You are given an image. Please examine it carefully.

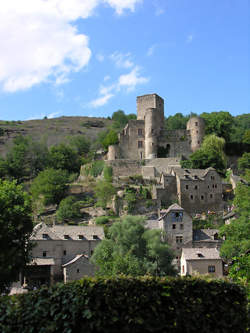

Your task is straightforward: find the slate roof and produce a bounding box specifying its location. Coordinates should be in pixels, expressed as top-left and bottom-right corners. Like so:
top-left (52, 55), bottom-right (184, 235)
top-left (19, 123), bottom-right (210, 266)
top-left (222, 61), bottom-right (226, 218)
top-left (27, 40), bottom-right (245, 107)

top-left (28, 258), bottom-right (55, 266)
top-left (62, 254), bottom-right (89, 267)
top-left (158, 203), bottom-right (184, 221)
top-left (145, 220), bottom-right (160, 230)
top-left (172, 167), bottom-right (216, 180)
top-left (31, 223), bottom-right (104, 241)
top-left (182, 247), bottom-right (221, 260)
top-left (193, 229), bottom-right (219, 241)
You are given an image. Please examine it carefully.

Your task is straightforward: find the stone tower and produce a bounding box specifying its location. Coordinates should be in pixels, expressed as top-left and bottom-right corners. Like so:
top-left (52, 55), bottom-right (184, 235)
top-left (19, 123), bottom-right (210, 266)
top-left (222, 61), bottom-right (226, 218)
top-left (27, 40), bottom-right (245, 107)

top-left (136, 94), bottom-right (164, 125)
top-left (186, 116), bottom-right (205, 152)
top-left (145, 108), bottom-right (158, 159)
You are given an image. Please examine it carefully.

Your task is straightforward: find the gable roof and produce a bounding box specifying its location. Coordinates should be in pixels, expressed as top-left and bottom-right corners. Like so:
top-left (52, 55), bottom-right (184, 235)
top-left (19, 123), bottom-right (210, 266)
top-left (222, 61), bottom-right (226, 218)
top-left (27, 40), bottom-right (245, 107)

top-left (62, 254), bottom-right (89, 267)
top-left (172, 167), bottom-right (217, 180)
top-left (31, 223), bottom-right (104, 241)
top-left (193, 229), bottom-right (219, 241)
top-left (182, 247), bottom-right (221, 260)
top-left (158, 203), bottom-right (184, 221)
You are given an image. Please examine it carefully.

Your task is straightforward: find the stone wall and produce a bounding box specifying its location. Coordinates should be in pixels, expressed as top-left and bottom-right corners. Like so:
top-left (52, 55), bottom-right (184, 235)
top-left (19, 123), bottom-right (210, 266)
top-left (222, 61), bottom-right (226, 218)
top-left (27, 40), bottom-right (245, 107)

top-left (106, 159), bottom-right (142, 178)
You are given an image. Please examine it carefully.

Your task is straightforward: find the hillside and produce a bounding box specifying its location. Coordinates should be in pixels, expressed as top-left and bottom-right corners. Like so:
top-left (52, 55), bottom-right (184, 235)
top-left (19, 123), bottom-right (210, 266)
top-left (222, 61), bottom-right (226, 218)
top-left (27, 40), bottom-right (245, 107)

top-left (0, 116), bottom-right (113, 156)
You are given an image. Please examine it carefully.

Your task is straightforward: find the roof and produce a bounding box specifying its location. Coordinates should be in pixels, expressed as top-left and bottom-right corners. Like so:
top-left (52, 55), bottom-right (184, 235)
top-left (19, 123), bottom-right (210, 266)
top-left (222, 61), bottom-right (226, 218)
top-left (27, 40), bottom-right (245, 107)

top-left (193, 229), bottom-right (219, 241)
top-left (182, 248), bottom-right (221, 260)
top-left (172, 167), bottom-right (217, 180)
top-left (31, 223), bottom-right (105, 241)
top-left (28, 257), bottom-right (55, 266)
top-left (145, 220), bottom-right (160, 230)
top-left (158, 203), bottom-right (184, 221)
top-left (62, 254), bottom-right (89, 267)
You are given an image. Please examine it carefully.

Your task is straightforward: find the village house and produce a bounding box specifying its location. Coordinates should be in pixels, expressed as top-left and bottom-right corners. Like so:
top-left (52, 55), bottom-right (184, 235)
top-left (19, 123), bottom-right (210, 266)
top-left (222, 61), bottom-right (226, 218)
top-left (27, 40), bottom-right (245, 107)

top-left (23, 223), bottom-right (104, 287)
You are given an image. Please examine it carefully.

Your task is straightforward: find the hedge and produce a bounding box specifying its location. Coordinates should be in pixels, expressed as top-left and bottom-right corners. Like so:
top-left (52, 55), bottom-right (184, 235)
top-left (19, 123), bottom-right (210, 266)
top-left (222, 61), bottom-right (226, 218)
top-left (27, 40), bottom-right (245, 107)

top-left (0, 277), bottom-right (248, 333)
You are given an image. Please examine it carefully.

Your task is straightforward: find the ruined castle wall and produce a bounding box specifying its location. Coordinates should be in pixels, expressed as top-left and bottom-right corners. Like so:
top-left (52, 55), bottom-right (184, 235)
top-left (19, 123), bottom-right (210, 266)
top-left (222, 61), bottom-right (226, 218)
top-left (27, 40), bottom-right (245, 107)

top-left (177, 170), bottom-right (223, 215)
top-left (153, 175), bottom-right (177, 207)
top-left (158, 129), bottom-right (192, 158)
top-left (106, 159), bottom-right (142, 178)
top-left (119, 120), bottom-right (145, 160)
top-left (107, 145), bottom-right (120, 160)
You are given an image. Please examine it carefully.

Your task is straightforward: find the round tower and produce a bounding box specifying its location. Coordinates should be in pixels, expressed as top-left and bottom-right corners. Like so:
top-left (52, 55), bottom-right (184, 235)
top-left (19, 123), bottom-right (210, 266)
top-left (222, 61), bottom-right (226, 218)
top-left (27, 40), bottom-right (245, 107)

top-left (107, 145), bottom-right (119, 160)
top-left (145, 108), bottom-right (158, 159)
top-left (186, 116), bottom-right (205, 152)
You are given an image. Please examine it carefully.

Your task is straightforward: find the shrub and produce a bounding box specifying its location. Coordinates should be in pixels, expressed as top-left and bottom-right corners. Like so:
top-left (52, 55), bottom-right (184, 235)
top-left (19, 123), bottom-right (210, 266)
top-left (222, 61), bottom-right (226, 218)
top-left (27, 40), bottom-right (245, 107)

top-left (0, 277), bottom-right (247, 333)
top-left (95, 216), bottom-right (110, 225)
top-left (84, 160), bottom-right (104, 178)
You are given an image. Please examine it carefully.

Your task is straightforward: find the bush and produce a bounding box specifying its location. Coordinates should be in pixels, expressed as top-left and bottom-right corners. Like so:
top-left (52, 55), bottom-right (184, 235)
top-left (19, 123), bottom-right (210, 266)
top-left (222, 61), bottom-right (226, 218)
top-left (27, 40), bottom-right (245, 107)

top-left (56, 196), bottom-right (81, 222)
top-left (84, 160), bottom-right (104, 178)
top-left (95, 216), bottom-right (110, 225)
top-left (0, 277), bottom-right (247, 333)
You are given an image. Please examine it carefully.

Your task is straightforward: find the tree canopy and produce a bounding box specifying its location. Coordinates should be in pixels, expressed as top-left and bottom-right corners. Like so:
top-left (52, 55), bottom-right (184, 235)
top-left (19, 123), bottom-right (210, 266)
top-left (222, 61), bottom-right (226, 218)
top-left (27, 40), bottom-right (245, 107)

top-left (0, 180), bottom-right (33, 293)
top-left (91, 215), bottom-right (176, 277)
top-left (181, 134), bottom-right (227, 176)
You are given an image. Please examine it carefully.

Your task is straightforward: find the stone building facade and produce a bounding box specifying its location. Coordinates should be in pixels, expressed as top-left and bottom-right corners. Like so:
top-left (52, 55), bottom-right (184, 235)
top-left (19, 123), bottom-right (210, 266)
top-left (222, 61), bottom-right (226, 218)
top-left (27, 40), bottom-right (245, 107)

top-left (24, 223), bottom-right (104, 286)
top-left (107, 93), bottom-right (205, 161)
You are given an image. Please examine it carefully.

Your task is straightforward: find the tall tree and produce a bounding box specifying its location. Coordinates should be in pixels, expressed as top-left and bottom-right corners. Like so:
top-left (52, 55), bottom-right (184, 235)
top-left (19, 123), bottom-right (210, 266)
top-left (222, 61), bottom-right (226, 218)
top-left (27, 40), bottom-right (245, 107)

top-left (91, 215), bottom-right (176, 277)
top-left (0, 180), bottom-right (33, 293)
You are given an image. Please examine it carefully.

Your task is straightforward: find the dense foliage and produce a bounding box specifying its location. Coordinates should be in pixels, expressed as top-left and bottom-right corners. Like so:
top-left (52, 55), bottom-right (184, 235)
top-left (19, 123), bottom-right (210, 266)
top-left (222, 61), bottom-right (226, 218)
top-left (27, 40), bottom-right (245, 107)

top-left (94, 180), bottom-right (116, 208)
top-left (0, 180), bottom-right (33, 293)
top-left (91, 215), bottom-right (176, 276)
top-left (56, 196), bottom-right (81, 222)
top-left (0, 277), bottom-right (247, 333)
top-left (181, 134), bottom-right (227, 175)
top-left (31, 168), bottom-right (69, 205)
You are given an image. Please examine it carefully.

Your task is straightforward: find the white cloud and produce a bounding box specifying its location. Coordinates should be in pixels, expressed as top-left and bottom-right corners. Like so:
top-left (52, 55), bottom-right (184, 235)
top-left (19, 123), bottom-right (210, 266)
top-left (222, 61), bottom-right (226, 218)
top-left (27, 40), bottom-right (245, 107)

top-left (104, 75), bottom-right (111, 81)
top-left (26, 111), bottom-right (61, 120)
top-left (186, 34), bottom-right (194, 43)
top-left (96, 54), bottom-right (105, 62)
top-left (153, 0), bottom-right (165, 16)
top-left (0, 0), bottom-right (142, 93)
top-left (110, 52), bottom-right (134, 68)
top-left (147, 44), bottom-right (157, 57)
top-left (90, 93), bottom-right (114, 107)
top-left (118, 66), bottom-right (149, 91)
top-left (89, 64), bottom-right (149, 107)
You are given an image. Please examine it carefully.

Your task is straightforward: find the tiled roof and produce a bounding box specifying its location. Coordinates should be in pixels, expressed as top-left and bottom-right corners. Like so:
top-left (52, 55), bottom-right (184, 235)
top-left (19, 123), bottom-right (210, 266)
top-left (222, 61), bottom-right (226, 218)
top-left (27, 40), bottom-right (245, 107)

top-left (182, 247), bottom-right (221, 260)
top-left (172, 167), bottom-right (216, 180)
top-left (31, 223), bottom-right (104, 241)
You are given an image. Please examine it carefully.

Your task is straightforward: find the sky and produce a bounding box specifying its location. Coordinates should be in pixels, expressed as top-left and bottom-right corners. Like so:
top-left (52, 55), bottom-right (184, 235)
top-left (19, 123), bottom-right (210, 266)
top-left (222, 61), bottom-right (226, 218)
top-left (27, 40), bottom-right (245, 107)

top-left (0, 0), bottom-right (249, 121)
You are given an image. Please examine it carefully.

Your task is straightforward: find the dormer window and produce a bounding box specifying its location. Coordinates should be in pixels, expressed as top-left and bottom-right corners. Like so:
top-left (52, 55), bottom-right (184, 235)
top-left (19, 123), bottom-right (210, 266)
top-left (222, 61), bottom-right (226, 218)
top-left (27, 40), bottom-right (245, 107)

top-left (93, 235), bottom-right (99, 240)
top-left (78, 235), bottom-right (84, 240)
top-left (64, 235), bottom-right (70, 240)
top-left (42, 233), bottom-right (48, 239)
top-left (197, 253), bottom-right (203, 258)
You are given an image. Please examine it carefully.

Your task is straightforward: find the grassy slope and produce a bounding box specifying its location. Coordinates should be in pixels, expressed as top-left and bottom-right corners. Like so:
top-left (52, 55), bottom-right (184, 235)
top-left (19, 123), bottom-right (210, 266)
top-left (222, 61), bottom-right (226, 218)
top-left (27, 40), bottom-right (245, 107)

top-left (0, 116), bottom-right (113, 156)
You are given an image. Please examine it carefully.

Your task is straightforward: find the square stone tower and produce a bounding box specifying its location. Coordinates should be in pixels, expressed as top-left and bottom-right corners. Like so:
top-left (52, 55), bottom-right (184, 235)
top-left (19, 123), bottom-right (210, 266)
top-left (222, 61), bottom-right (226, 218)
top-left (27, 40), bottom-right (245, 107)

top-left (136, 93), bottom-right (164, 121)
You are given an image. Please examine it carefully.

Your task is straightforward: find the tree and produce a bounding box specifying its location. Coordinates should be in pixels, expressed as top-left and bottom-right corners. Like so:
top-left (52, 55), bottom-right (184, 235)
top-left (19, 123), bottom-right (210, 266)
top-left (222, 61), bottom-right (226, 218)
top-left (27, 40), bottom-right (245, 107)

top-left (219, 170), bottom-right (250, 261)
top-left (238, 153), bottom-right (250, 172)
top-left (165, 113), bottom-right (189, 130)
top-left (181, 134), bottom-right (227, 176)
top-left (94, 180), bottom-right (116, 208)
top-left (112, 110), bottom-right (128, 129)
top-left (67, 135), bottom-right (91, 155)
top-left (49, 144), bottom-right (81, 173)
top-left (200, 111), bottom-right (234, 142)
top-left (91, 215), bottom-right (176, 277)
top-left (56, 196), bottom-right (81, 222)
top-left (31, 168), bottom-right (69, 205)
top-left (0, 180), bottom-right (33, 293)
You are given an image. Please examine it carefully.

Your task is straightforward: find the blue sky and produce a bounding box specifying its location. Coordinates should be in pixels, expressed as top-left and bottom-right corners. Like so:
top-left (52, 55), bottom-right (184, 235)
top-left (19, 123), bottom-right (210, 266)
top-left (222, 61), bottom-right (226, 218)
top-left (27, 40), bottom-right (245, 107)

top-left (0, 0), bottom-right (248, 120)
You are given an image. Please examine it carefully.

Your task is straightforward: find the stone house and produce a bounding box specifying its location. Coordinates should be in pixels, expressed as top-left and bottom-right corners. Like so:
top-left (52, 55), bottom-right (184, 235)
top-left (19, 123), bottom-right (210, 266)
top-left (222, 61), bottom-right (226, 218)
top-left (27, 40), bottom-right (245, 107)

top-left (180, 247), bottom-right (223, 277)
top-left (24, 223), bottom-right (104, 287)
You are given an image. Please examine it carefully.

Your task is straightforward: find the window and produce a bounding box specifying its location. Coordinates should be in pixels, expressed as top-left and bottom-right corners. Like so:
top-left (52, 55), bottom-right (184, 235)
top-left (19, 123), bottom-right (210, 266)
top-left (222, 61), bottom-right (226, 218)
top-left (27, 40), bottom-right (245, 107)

top-left (63, 250), bottom-right (67, 256)
top-left (176, 236), bottom-right (183, 244)
top-left (43, 251), bottom-right (47, 257)
top-left (171, 212), bottom-right (183, 222)
top-left (201, 195), bottom-right (204, 200)
top-left (211, 176), bottom-right (215, 180)
top-left (198, 141), bottom-right (200, 144)
top-left (185, 185), bottom-right (189, 190)
top-left (138, 128), bottom-right (143, 136)
top-left (195, 122), bottom-right (198, 126)
top-left (93, 235), bottom-right (98, 240)
top-left (138, 141), bottom-right (143, 148)
top-left (210, 194), bottom-right (213, 199)
top-left (42, 234), bottom-right (48, 239)
top-left (208, 185), bottom-right (210, 189)
top-left (194, 185), bottom-right (198, 190)
top-left (151, 129), bottom-right (154, 134)
top-left (172, 224), bottom-right (176, 229)
top-left (215, 184), bottom-right (217, 188)
top-left (64, 235), bottom-right (69, 240)
top-left (77, 269), bottom-right (80, 273)
top-left (182, 265), bottom-right (185, 273)
top-left (190, 195), bottom-right (193, 200)
top-left (180, 224), bottom-right (184, 230)
top-left (208, 265), bottom-right (215, 273)
top-left (78, 235), bottom-right (84, 240)
top-left (196, 130), bottom-right (198, 134)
